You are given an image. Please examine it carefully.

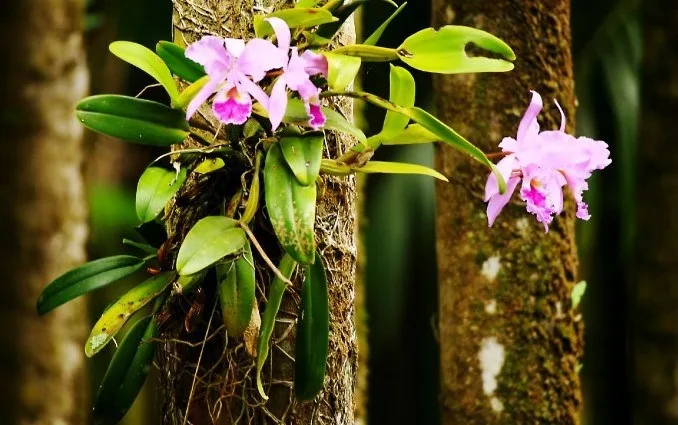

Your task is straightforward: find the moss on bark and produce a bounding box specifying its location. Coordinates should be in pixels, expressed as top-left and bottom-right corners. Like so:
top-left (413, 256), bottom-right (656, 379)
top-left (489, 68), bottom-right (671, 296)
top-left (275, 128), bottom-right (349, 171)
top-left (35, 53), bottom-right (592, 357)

top-left (432, 1), bottom-right (583, 423)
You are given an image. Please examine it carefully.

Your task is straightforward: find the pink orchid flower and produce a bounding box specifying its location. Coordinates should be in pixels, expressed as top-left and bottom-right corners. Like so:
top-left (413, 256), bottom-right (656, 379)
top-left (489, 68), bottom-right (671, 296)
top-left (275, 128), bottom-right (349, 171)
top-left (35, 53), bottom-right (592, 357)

top-left (484, 91), bottom-right (611, 232)
top-left (184, 35), bottom-right (287, 125)
top-left (265, 17), bottom-right (329, 131)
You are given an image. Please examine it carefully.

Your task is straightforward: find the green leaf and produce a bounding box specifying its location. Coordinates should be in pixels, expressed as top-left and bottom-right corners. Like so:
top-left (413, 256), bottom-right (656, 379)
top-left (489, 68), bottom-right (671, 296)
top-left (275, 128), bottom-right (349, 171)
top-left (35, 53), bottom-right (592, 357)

top-left (256, 254), bottom-right (297, 399)
top-left (253, 98), bottom-right (366, 143)
top-left (76, 95), bottom-right (190, 146)
top-left (364, 1), bottom-right (407, 46)
top-left (332, 44), bottom-right (399, 61)
top-left (217, 241), bottom-right (256, 337)
top-left (323, 52), bottom-right (361, 91)
top-left (176, 75), bottom-right (209, 108)
top-left (295, 252), bottom-right (329, 400)
top-left (254, 8), bottom-right (337, 37)
top-left (93, 306), bottom-right (161, 425)
top-left (316, 0), bottom-right (398, 40)
top-left (155, 41), bottom-right (206, 83)
top-left (135, 166), bottom-right (187, 223)
top-left (264, 144), bottom-right (317, 265)
top-left (109, 41), bottom-right (180, 103)
top-left (175, 271), bottom-right (207, 295)
top-left (193, 157), bottom-right (226, 174)
top-left (397, 25), bottom-right (515, 74)
top-left (85, 272), bottom-right (174, 357)
top-left (280, 132), bottom-right (324, 186)
top-left (296, 0), bottom-right (320, 6)
top-left (381, 64), bottom-right (415, 138)
top-left (354, 161), bottom-right (448, 181)
top-left (37, 255), bottom-right (145, 315)
top-left (176, 216), bottom-right (247, 275)
top-left (571, 281), bottom-right (587, 309)
top-left (122, 239), bottom-right (157, 255)
top-left (380, 124), bottom-right (438, 146)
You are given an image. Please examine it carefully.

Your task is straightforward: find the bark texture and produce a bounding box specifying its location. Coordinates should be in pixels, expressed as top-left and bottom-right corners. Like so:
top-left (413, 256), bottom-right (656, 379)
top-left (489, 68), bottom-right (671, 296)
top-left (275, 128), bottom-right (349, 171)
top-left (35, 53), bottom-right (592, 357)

top-left (632, 3), bottom-right (678, 424)
top-left (158, 2), bottom-right (357, 424)
top-left (0, 1), bottom-right (89, 425)
top-left (433, 1), bottom-right (582, 423)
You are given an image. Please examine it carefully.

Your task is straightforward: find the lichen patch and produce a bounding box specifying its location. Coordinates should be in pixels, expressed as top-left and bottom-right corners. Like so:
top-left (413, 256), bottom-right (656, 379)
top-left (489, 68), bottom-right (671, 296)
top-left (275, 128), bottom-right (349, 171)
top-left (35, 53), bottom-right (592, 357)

top-left (478, 337), bottom-right (505, 395)
top-left (481, 256), bottom-right (501, 281)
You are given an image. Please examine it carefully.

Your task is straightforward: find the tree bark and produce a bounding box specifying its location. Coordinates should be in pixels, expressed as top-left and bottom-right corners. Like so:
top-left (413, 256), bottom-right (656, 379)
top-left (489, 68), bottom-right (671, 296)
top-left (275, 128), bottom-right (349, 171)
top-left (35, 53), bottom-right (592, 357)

top-left (432, 1), bottom-right (582, 423)
top-left (158, 2), bottom-right (357, 424)
top-left (0, 1), bottom-right (89, 425)
top-left (632, 3), bottom-right (678, 424)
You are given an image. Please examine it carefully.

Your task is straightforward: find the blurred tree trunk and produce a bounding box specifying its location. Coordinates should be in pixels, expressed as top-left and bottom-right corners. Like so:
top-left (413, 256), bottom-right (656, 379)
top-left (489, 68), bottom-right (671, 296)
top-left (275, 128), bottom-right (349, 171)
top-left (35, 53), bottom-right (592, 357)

top-left (158, 2), bottom-right (357, 424)
top-left (433, 1), bottom-right (583, 424)
top-left (632, 3), bottom-right (678, 424)
top-left (0, 1), bottom-right (89, 425)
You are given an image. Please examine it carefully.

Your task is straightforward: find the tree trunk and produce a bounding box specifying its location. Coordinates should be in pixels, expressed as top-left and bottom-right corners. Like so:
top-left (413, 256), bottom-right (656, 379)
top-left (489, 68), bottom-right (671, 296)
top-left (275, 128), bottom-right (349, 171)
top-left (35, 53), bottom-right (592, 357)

top-left (158, 2), bottom-right (357, 424)
top-left (432, 1), bottom-right (583, 423)
top-left (632, 3), bottom-right (678, 424)
top-left (0, 1), bottom-right (89, 425)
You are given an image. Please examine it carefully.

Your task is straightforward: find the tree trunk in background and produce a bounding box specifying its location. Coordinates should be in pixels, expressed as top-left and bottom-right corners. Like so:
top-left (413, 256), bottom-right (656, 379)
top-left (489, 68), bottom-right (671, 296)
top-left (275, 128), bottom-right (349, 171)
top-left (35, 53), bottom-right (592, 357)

top-left (433, 1), bottom-right (582, 423)
top-left (0, 1), bottom-right (89, 425)
top-left (158, 2), bottom-right (357, 424)
top-left (632, 4), bottom-right (678, 424)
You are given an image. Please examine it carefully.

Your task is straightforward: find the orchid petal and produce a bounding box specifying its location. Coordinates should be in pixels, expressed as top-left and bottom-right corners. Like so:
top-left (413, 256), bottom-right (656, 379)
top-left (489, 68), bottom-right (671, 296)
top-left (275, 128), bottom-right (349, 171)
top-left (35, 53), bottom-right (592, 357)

top-left (268, 77), bottom-right (289, 131)
top-left (301, 50), bottom-right (328, 77)
top-left (213, 86), bottom-right (252, 125)
top-left (238, 39), bottom-right (287, 81)
top-left (485, 155), bottom-right (518, 201)
top-left (554, 99), bottom-right (566, 132)
top-left (185, 76), bottom-right (222, 120)
top-left (238, 77), bottom-right (270, 109)
top-left (224, 38), bottom-right (246, 57)
top-left (266, 17), bottom-right (291, 53)
top-left (185, 36), bottom-right (231, 75)
top-left (517, 90), bottom-right (542, 142)
top-left (487, 177), bottom-right (520, 227)
top-left (306, 102), bottom-right (326, 130)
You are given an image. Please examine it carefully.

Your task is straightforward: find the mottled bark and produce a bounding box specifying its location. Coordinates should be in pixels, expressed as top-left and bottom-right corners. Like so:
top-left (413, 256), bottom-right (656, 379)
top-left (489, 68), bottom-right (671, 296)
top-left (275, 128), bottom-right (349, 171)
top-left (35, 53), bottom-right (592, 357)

top-left (433, 1), bottom-right (582, 424)
top-left (158, 1), bottom-right (357, 424)
top-left (0, 1), bottom-right (89, 425)
top-left (632, 4), bottom-right (678, 424)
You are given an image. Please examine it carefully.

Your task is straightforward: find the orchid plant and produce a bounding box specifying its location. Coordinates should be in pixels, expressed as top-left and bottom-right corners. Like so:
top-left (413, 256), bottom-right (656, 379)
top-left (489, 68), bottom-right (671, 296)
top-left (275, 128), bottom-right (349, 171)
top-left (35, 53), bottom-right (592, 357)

top-left (35, 1), bottom-right (608, 423)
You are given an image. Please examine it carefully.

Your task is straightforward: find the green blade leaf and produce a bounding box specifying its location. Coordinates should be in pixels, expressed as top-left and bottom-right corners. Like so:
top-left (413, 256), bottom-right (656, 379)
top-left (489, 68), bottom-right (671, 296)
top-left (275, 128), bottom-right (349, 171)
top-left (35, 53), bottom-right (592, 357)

top-left (254, 8), bottom-right (337, 37)
top-left (217, 241), bottom-right (256, 337)
top-left (323, 52), bottom-right (362, 91)
top-left (155, 41), bottom-right (206, 83)
top-left (332, 44), bottom-right (399, 61)
top-left (37, 255), bottom-right (145, 315)
top-left (354, 160), bottom-right (448, 181)
top-left (296, 0), bottom-right (320, 7)
top-left (264, 144), bottom-right (317, 265)
top-left (76, 95), bottom-right (190, 146)
top-left (176, 216), bottom-right (247, 275)
top-left (279, 132), bottom-right (324, 186)
top-left (176, 75), bottom-right (209, 108)
top-left (397, 25), bottom-right (515, 74)
top-left (364, 1), bottom-right (407, 46)
top-left (381, 64), bottom-right (415, 138)
top-left (316, 0), bottom-right (397, 40)
top-left (253, 98), bottom-right (366, 143)
top-left (380, 123), bottom-right (438, 146)
top-left (136, 166), bottom-right (187, 223)
top-left (85, 272), bottom-right (174, 357)
top-left (193, 157), bottom-right (226, 174)
top-left (256, 254), bottom-right (297, 399)
top-left (109, 41), bottom-right (180, 103)
top-left (93, 312), bottom-right (160, 425)
top-left (295, 252), bottom-right (329, 400)
top-left (93, 315), bottom-right (152, 425)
